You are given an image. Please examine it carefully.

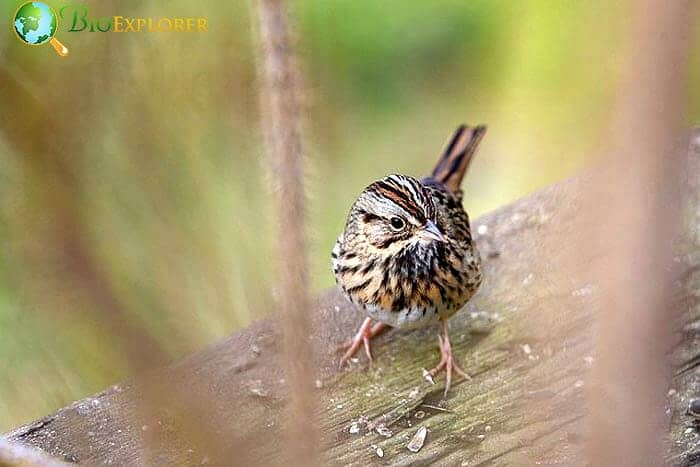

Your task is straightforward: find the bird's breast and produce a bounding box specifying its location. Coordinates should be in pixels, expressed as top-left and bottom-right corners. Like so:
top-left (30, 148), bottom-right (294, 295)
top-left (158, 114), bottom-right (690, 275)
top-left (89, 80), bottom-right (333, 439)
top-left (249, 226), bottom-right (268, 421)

top-left (336, 241), bottom-right (481, 329)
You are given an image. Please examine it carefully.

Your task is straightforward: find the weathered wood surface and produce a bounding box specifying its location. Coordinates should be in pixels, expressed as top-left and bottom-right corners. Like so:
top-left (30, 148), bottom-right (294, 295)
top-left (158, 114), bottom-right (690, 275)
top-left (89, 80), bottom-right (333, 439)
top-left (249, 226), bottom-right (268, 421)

top-left (0, 439), bottom-right (69, 466)
top-left (3, 134), bottom-right (700, 466)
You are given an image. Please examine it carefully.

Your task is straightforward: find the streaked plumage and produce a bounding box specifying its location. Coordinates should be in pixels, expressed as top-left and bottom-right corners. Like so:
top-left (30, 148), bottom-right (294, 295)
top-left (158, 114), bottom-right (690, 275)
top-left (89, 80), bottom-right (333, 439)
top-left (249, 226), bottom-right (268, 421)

top-left (332, 124), bottom-right (487, 395)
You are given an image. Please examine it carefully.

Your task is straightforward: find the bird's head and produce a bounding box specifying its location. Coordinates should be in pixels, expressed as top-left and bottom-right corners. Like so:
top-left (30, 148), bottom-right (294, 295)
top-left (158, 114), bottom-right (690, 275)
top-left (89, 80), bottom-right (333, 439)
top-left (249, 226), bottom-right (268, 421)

top-left (344, 174), bottom-right (445, 256)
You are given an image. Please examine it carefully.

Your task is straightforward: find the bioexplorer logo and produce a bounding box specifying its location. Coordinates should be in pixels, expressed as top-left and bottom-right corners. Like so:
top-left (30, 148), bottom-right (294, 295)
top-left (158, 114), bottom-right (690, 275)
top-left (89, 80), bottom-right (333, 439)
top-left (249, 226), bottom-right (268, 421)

top-left (13, 2), bottom-right (69, 56)
top-left (13, 2), bottom-right (208, 57)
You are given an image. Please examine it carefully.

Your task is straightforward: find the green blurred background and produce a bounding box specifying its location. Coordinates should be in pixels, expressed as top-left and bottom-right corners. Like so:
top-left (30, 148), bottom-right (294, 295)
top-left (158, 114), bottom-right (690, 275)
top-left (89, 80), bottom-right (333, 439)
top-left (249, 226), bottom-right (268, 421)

top-left (0, 0), bottom-right (698, 431)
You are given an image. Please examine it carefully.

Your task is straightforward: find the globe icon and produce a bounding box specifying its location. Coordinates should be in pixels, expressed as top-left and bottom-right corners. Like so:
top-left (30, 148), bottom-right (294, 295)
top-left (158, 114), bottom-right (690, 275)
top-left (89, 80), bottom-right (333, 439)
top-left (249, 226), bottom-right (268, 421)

top-left (13, 1), bottom-right (68, 56)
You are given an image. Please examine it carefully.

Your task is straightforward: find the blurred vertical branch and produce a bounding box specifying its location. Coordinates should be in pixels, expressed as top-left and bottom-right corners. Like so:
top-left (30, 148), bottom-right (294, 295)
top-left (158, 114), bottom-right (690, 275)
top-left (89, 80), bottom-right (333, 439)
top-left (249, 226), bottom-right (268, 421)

top-left (585, 1), bottom-right (695, 465)
top-left (255, 0), bottom-right (319, 465)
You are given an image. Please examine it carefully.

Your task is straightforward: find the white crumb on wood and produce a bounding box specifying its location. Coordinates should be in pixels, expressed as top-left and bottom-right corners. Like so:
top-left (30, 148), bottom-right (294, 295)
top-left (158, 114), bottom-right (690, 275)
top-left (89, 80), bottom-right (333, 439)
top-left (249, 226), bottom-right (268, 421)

top-left (406, 426), bottom-right (427, 453)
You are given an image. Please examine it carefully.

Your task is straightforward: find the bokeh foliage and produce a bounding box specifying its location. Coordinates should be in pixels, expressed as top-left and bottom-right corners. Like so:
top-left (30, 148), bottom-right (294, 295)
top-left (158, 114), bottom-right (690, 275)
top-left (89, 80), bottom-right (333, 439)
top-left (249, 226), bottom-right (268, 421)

top-left (0, 0), bottom-right (698, 430)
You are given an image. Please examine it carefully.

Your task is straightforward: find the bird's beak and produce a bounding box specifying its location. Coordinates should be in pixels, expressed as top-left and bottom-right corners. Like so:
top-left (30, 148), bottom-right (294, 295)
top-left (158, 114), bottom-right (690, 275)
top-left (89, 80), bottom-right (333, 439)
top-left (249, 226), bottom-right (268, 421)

top-left (420, 220), bottom-right (446, 243)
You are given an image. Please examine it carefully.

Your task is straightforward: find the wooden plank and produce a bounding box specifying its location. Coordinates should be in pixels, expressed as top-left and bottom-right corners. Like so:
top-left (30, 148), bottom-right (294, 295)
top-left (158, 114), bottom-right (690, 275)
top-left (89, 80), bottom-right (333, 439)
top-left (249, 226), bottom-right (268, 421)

top-left (4, 134), bottom-right (699, 466)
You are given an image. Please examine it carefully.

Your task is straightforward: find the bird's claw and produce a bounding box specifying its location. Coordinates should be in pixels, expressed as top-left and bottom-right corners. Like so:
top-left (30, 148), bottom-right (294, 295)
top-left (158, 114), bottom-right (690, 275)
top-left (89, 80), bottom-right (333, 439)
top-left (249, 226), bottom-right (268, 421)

top-left (427, 321), bottom-right (471, 396)
top-left (338, 318), bottom-right (387, 368)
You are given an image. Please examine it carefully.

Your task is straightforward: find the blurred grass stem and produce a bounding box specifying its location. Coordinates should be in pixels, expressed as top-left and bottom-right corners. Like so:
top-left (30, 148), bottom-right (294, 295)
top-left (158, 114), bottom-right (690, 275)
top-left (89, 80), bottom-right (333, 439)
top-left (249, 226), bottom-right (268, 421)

top-left (585, 1), bottom-right (695, 465)
top-left (255, 0), bottom-right (320, 465)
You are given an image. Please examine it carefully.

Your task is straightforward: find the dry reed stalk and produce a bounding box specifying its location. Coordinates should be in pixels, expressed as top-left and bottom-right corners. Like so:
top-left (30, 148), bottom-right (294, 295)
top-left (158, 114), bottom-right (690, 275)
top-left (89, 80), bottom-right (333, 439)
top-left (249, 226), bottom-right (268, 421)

top-left (255, 0), bottom-right (319, 465)
top-left (584, 1), bottom-right (695, 465)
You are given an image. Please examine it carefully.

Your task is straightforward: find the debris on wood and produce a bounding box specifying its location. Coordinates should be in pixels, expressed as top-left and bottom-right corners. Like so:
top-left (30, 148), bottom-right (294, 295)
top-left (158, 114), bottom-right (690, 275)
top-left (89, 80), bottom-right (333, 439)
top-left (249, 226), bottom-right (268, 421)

top-left (688, 399), bottom-right (700, 420)
top-left (247, 379), bottom-right (269, 397)
top-left (375, 423), bottom-right (392, 438)
top-left (419, 404), bottom-right (451, 413)
top-left (467, 310), bottom-right (501, 333)
top-left (406, 426), bottom-right (427, 453)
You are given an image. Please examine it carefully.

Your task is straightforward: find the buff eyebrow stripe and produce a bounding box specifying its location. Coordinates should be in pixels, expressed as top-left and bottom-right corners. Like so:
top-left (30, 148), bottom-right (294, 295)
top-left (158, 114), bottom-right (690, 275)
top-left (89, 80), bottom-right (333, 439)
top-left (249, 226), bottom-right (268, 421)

top-left (376, 181), bottom-right (424, 219)
top-left (376, 187), bottom-right (416, 215)
top-left (376, 180), bottom-right (413, 206)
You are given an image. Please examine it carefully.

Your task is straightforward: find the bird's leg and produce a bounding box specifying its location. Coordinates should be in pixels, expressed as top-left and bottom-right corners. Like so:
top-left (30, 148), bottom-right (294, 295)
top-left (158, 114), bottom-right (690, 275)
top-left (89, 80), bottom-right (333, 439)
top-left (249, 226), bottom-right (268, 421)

top-left (339, 318), bottom-right (387, 367)
top-left (428, 320), bottom-right (471, 396)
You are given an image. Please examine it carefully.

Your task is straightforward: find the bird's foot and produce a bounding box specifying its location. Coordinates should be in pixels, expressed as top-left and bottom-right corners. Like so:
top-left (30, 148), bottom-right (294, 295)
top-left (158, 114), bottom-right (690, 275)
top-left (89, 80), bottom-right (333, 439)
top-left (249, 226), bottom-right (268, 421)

top-left (425, 320), bottom-right (471, 396)
top-left (338, 318), bottom-right (386, 368)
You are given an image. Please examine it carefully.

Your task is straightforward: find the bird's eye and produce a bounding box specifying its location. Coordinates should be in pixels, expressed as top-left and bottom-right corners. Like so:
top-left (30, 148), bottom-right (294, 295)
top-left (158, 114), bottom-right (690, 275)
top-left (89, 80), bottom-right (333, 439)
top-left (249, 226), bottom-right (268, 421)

top-left (389, 217), bottom-right (406, 231)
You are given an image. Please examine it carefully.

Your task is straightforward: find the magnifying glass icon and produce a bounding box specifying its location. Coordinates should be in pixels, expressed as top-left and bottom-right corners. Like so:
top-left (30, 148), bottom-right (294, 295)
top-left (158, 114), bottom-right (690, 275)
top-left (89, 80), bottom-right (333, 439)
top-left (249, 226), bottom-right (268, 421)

top-left (13, 2), bottom-right (69, 57)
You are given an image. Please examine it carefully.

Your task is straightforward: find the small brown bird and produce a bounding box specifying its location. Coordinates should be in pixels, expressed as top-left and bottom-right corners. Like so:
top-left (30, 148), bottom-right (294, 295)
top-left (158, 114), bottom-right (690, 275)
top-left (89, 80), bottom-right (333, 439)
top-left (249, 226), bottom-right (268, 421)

top-left (332, 124), bottom-right (486, 395)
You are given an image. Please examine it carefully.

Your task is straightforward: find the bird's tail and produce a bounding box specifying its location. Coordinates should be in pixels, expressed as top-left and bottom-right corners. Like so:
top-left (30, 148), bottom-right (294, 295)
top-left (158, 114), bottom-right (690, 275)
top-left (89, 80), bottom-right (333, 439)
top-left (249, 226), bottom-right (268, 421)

top-left (431, 124), bottom-right (487, 195)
